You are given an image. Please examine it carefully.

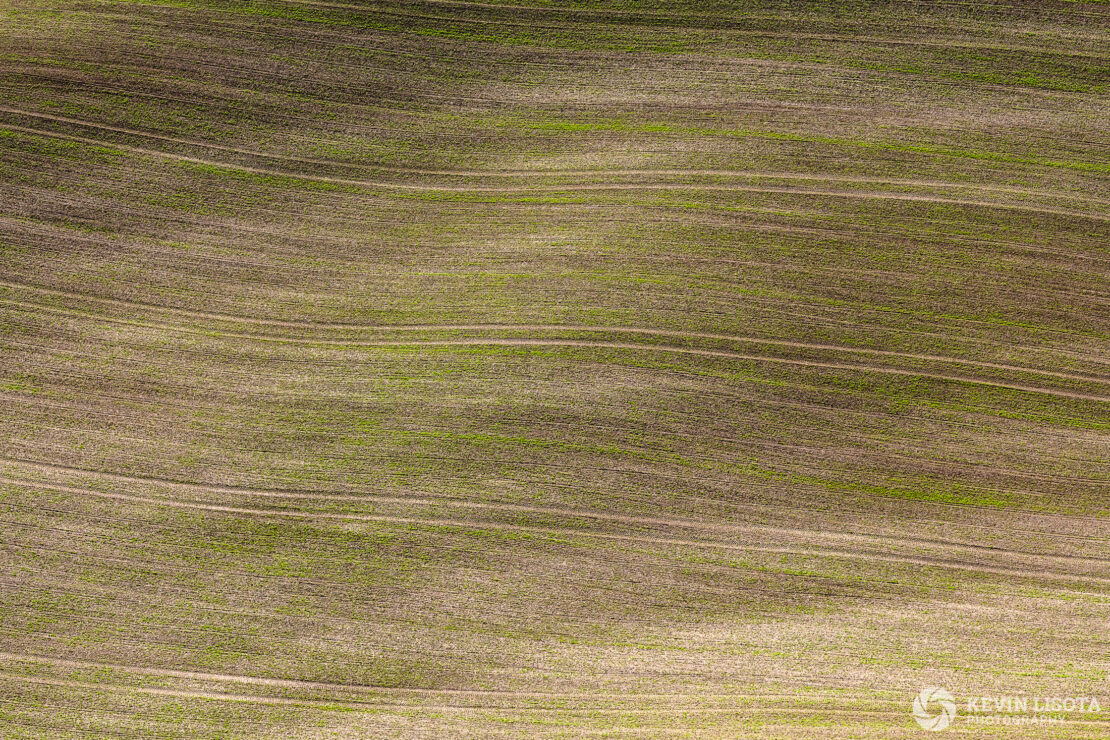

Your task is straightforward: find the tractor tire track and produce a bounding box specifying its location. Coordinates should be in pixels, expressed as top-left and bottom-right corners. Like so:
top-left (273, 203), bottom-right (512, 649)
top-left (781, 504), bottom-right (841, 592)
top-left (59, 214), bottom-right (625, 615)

top-left (3, 106), bottom-right (1105, 203)
top-left (2, 297), bottom-right (1107, 400)
top-left (4, 281), bottom-right (1109, 383)
top-left (6, 463), bottom-right (1108, 564)
top-left (3, 124), bottom-right (1106, 220)
top-left (3, 468), bottom-right (1107, 583)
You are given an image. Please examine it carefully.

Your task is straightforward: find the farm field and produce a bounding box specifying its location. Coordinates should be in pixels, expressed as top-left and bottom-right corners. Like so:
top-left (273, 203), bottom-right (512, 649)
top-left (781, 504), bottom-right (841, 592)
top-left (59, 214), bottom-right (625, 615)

top-left (0, 0), bottom-right (1108, 737)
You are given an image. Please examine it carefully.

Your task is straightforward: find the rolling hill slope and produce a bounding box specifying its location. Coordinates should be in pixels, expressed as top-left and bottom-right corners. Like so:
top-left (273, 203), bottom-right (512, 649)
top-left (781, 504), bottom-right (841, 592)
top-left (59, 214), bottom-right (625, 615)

top-left (0, 0), bottom-right (1108, 736)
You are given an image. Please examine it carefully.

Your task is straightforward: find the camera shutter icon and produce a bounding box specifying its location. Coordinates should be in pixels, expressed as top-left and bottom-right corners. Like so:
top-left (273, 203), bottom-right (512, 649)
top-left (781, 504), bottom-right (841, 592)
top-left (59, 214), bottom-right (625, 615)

top-left (913, 687), bottom-right (957, 731)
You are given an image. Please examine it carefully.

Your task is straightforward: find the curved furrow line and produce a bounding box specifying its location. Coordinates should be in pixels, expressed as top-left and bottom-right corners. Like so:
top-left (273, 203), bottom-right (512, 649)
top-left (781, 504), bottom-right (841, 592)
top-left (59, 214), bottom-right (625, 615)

top-left (30, 405), bottom-right (1097, 506)
top-left (3, 106), bottom-right (1105, 203)
top-left (6, 395), bottom-right (1107, 522)
top-left (265, 0), bottom-right (1110, 44)
top-left (0, 653), bottom-right (905, 699)
top-left (0, 674), bottom-right (439, 709)
top-left (130, 0), bottom-right (1110, 117)
top-left (0, 654), bottom-right (658, 699)
top-left (9, 328), bottom-right (1109, 407)
top-left (6, 467), bottom-right (1107, 564)
top-left (3, 532), bottom-right (1056, 615)
top-left (2, 283), bottom-right (1107, 383)
top-left (0, 526), bottom-right (917, 608)
top-left (0, 570), bottom-right (892, 644)
top-left (4, 124), bottom-right (1106, 220)
top-left (0, 566), bottom-right (1087, 643)
top-left (3, 470), bottom-right (1107, 582)
top-left (4, 263), bottom-right (1105, 372)
top-left (0, 214), bottom-right (356, 271)
top-left (4, 333), bottom-right (1108, 452)
top-left (8, 207), bottom-right (1110, 313)
top-left (2, 301), bottom-right (1105, 401)
top-left (2, 363), bottom-right (1104, 484)
top-left (8, 538), bottom-right (1100, 635)
top-left (0, 674), bottom-right (971, 716)
top-left (0, 386), bottom-right (878, 474)
top-left (5, 353), bottom-right (1105, 483)
top-left (16, 209), bottom-right (1105, 279)
top-left (199, 0), bottom-right (1110, 30)
top-left (10, 178), bottom-right (1109, 317)
top-left (0, 576), bottom-right (721, 635)
top-left (7, 392), bottom-right (1108, 532)
top-left (85, 4), bottom-right (1110, 58)
top-left (401, 339), bottom-right (1110, 402)
top-left (319, 0), bottom-right (1110, 41)
top-left (9, 191), bottom-right (1108, 300)
top-left (3, 583), bottom-right (1100, 678)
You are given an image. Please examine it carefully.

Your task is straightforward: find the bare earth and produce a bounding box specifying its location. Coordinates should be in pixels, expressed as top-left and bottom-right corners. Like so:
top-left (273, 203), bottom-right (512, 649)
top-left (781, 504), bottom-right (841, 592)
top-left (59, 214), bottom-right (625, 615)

top-left (0, 0), bottom-right (1108, 737)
